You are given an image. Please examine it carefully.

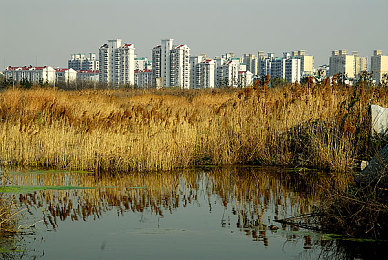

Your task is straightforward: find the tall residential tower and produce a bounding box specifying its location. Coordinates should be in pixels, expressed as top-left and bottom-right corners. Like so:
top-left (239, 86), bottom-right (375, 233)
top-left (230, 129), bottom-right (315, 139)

top-left (99, 39), bottom-right (135, 85)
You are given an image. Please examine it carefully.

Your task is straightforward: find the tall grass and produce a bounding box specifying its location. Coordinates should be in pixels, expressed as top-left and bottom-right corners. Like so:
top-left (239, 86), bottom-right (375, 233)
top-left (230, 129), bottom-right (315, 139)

top-left (0, 80), bottom-right (386, 172)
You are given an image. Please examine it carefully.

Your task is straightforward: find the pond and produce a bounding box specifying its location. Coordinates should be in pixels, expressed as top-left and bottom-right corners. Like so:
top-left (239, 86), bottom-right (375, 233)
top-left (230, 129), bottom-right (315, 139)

top-left (0, 167), bottom-right (386, 259)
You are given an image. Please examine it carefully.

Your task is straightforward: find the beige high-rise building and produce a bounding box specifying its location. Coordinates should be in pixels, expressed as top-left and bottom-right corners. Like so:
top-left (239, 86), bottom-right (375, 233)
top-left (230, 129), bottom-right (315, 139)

top-left (329, 50), bottom-right (355, 78)
top-left (242, 54), bottom-right (258, 75)
top-left (329, 50), bottom-right (367, 79)
top-left (293, 50), bottom-right (314, 77)
top-left (353, 51), bottom-right (367, 77)
top-left (371, 50), bottom-right (388, 85)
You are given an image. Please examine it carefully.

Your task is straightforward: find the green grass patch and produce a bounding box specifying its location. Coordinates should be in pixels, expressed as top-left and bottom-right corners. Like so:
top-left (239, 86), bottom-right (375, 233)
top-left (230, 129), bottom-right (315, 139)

top-left (0, 247), bottom-right (24, 253)
top-left (0, 186), bottom-right (96, 194)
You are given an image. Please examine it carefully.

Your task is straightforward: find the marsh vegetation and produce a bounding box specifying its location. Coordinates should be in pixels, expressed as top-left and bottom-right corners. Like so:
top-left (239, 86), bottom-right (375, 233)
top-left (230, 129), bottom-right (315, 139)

top-left (0, 80), bottom-right (386, 173)
top-left (0, 79), bottom-right (387, 256)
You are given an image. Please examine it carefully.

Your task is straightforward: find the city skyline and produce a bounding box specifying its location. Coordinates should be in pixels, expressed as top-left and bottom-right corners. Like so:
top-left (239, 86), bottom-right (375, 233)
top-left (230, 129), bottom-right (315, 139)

top-left (1, 0), bottom-right (387, 68)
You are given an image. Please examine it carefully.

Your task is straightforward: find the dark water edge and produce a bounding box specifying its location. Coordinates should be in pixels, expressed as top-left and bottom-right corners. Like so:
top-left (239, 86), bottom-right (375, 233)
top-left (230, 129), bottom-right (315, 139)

top-left (1, 166), bottom-right (387, 259)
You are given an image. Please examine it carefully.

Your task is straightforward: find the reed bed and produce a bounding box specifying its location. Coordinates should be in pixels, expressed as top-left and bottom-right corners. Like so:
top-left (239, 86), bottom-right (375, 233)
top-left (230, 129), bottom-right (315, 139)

top-left (0, 81), bottom-right (386, 172)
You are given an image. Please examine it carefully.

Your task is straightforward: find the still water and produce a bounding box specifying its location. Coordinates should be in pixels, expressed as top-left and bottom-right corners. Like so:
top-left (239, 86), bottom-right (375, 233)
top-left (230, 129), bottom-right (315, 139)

top-left (0, 167), bottom-right (383, 259)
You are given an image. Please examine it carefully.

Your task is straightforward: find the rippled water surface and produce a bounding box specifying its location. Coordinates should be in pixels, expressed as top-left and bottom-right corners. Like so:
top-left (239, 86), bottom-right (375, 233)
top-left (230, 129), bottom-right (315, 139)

top-left (0, 167), bottom-right (384, 259)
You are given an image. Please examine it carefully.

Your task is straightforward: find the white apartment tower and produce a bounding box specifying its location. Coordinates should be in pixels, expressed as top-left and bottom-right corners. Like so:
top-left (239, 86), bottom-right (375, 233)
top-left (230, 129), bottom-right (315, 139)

top-left (170, 44), bottom-right (190, 89)
top-left (190, 55), bottom-right (206, 88)
top-left (152, 39), bottom-right (175, 87)
top-left (195, 59), bottom-right (215, 89)
top-left (217, 60), bottom-right (239, 87)
top-left (270, 57), bottom-right (285, 80)
top-left (371, 50), bottom-right (388, 85)
top-left (152, 45), bottom-right (162, 87)
top-left (152, 39), bottom-right (191, 88)
top-left (99, 39), bottom-right (135, 85)
top-left (285, 58), bottom-right (301, 83)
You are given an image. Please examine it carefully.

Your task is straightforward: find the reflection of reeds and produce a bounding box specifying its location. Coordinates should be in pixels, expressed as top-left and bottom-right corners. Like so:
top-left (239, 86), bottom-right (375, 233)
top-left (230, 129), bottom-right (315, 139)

top-left (5, 167), bottom-right (346, 234)
top-left (0, 195), bottom-right (17, 235)
top-left (0, 84), bottom-right (386, 172)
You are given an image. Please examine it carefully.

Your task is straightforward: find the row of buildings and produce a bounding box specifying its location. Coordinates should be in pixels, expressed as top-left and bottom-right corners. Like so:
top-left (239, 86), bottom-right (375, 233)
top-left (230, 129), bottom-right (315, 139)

top-left (2, 38), bottom-right (388, 87)
top-left (2, 66), bottom-right (99, 85)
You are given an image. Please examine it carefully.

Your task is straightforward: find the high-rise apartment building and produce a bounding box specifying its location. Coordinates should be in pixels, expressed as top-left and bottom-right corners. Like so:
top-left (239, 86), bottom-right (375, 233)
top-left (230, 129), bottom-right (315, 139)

top-left (190, 55), bottom-right (206, 88)
top-left (68, 53), bottom-right (99, 71)
top-left (371, 50), bottom-right (388, 85)
top-left (135, 57), bottom-right (152, 71)
top-left (257, 52), bottom-right (301, 83)
top-left (292, 50), bottom-right (314, 77)
top-left (353, 51), bottom-right (367, 77)
top-left (217, 59), bottom-right (239, 87)
top-left (152, 39), bottom-right (190, 88)
top-left (258, 52), bottom-right (274, 77)
top-left (134, 69), bottom-right (153, 88)
top-left (152, 39), bottom-right (174, 87)
top-left (99, 39), bottom-right (135, 85)
top-left (195, 59), bottom-right (215, 89)
top-left (152, 45), bottom-right (162, 87)
top-left (285, 58), bottom-right (301, 83)
top-left (329, 50), bottom-right (366, 79)
top-left (243, 54), bottom-right (258, 75)
top-left (329, 50), bottom-right (355, 78)
top-left (170, 44), bottom-right (190, 88)
top-left (270, 57), bottom-right (285, 80)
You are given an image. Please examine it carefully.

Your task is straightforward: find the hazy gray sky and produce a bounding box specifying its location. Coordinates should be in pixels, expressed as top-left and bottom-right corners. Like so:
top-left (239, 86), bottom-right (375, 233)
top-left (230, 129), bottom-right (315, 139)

top-left (1, 0), bottom-right (387, 68)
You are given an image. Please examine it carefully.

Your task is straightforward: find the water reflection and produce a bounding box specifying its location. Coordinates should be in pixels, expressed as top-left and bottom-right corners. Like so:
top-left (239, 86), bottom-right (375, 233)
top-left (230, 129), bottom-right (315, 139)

top-left (2, 166), bottom-right (368, 259)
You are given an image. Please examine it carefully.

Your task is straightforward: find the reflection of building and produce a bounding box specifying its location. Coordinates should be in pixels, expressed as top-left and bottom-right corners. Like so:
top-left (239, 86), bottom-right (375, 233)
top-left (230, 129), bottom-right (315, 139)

top-left (99, 39), bottom-right (135, 85)
top-left (371, 50), bottom-right (388, 85)
top-left (3, 66), bottom-right (56, 84)
top-left (68, 53), bottom-right (99, 71)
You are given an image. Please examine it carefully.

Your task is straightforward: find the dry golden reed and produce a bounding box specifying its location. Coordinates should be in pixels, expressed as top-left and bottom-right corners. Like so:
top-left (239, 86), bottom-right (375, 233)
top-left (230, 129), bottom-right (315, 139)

top-left (0, 82), bottom-right (386, 172)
